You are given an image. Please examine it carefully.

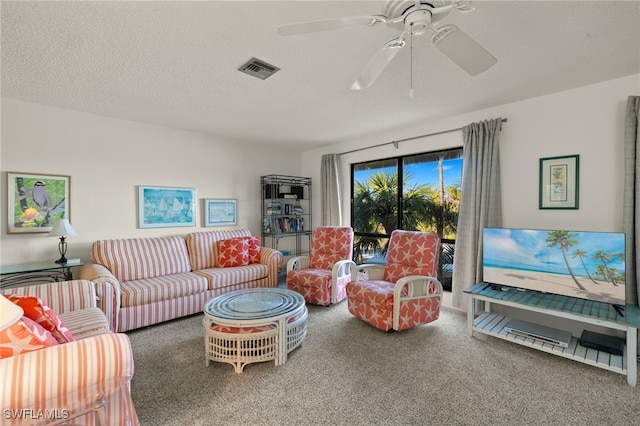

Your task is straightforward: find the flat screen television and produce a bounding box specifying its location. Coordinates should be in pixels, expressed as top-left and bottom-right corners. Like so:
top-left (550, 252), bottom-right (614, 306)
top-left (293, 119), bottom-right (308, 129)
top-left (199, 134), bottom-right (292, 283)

top-left (482, 227), bottom-right (626, 305)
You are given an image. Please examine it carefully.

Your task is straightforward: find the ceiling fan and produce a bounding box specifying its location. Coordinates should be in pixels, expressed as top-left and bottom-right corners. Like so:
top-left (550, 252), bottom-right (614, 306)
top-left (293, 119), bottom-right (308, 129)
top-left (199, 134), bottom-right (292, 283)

top-left (278, 0), bottom-right (497, 90)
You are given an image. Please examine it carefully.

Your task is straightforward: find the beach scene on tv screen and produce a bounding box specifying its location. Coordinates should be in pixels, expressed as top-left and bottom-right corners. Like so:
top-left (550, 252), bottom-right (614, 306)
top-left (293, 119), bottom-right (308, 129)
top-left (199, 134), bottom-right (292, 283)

top-left (483, 228), bottom-right (626, 305)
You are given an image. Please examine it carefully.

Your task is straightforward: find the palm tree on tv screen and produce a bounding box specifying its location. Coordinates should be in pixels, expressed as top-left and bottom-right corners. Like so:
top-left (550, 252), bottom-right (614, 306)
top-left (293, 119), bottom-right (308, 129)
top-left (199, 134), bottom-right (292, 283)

top-left (571, 248), bottom-right (599, 284)
top-left (546, 230), bottom-right (586, 290)
top-left (592, 249), bottom-right (621, 287)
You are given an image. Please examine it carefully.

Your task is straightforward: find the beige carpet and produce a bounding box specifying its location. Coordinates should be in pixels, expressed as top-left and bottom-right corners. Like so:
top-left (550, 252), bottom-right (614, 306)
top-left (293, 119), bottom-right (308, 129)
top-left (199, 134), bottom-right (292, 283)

top-left (127, 300), bottom-right (639, 426)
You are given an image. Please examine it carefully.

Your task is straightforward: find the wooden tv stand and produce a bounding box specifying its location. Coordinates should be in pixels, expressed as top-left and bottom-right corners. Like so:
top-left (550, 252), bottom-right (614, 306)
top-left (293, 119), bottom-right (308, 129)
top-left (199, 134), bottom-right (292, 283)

top-left (465, 282), bottom-right (639, 387)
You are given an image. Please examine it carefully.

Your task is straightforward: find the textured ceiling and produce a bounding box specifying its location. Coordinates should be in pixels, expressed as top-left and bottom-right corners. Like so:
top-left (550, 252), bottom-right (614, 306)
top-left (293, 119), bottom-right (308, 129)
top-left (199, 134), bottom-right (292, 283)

top-left (2, 1), bottom-right (639, 148)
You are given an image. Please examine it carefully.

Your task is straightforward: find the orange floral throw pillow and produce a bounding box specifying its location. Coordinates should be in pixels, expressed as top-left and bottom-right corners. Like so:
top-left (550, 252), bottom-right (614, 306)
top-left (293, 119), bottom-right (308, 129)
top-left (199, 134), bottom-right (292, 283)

top-left (245, 236), bottom-right (261, 264)
top-left (0, 316), bottom-right (59, 358)
top-left (218, 238), bottom-right (250, 267)
top-left (6, 295), bottom-right (75, 344)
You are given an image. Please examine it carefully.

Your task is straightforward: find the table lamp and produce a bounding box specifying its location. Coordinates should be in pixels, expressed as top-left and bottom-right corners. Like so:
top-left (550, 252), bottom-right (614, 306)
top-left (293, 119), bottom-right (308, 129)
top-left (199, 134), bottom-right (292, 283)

top-left (47, 219), bottom-right (78, 264)
top-left (0, 295), bottom-right (23, 331)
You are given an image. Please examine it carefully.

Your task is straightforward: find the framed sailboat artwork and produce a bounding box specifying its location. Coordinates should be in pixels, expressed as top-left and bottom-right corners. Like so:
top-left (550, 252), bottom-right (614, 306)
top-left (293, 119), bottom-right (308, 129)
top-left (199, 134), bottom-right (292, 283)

top-left (138, 186), bottom-right (196, 228)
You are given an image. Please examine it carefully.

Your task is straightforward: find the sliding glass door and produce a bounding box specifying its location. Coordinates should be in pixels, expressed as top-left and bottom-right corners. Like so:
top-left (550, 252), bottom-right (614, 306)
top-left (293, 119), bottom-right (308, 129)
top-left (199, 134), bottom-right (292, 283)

top-left (351, 148), bottom-right (462, 288)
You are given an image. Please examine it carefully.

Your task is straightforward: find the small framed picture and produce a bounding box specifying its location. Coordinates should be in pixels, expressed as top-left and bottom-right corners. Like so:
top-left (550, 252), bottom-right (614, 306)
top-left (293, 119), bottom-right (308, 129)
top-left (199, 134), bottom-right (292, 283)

top-left (539, 155), bottom-right (579, 210)
top-left (138, 186), bottom-right (196, 228)
top-left (7, 171), bottom-right (71, 233)
top-left (204, 199), bottom-right (237, 227)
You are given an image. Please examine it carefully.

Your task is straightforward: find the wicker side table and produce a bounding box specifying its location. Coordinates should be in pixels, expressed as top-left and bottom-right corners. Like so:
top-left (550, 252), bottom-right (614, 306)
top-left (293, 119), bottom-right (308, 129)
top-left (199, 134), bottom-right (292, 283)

top-left (203, 288), bottom-right (307, 373)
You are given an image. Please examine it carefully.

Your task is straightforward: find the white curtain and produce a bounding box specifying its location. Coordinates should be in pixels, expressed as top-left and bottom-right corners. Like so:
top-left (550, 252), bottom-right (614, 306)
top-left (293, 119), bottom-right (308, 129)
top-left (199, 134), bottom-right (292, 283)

top-left (623, 96), bottom-right (639, 305)
top-left (452, 118), bottom-right (504, 311)
top-left (321, 153), bottom-right (342, 226)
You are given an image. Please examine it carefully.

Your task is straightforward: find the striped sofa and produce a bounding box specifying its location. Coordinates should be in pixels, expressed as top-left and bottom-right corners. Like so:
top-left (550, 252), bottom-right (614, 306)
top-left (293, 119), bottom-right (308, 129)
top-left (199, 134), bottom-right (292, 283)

top-left (0, 280), bottom-right (138, 425)
top-left (78, 229), bottom-right (284, 332)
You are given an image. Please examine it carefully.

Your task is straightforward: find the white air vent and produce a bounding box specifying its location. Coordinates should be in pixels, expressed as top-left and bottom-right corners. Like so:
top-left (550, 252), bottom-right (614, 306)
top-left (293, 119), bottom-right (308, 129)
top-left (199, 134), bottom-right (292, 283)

top-left (238, 57), bottom-right (280, 80)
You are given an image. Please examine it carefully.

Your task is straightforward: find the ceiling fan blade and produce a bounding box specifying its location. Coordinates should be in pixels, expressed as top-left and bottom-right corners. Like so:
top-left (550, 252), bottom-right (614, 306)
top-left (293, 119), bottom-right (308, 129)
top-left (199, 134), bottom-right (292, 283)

top-left (431, 25), bottom-right (496, 76)
top-left (277, 15), bottom-right (385, 36)
top-left (351, 37), bottom-right (406, 90)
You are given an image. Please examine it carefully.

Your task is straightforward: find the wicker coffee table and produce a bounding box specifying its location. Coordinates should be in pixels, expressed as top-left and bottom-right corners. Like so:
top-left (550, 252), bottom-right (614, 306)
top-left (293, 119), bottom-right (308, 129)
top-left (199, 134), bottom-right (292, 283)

top-left (203, 287), bottom-right (307, 373)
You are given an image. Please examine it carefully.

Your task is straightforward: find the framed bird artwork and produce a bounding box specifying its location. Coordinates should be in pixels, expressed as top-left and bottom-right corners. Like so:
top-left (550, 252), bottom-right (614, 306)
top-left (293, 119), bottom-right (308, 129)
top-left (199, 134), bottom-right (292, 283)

top-left (7, 172), bottom-right (70, 233)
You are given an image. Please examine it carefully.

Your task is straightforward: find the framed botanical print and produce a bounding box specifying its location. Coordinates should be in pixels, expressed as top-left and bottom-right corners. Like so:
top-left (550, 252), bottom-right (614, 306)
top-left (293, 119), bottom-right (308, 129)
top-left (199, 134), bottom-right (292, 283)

top-left (539, 155), bottom-right (579, 210)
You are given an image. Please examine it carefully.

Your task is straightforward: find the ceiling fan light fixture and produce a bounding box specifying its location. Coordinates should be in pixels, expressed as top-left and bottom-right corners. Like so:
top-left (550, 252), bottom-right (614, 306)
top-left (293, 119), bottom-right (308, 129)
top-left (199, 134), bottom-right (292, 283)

top-left (404, 9), bottom-right (432, 35)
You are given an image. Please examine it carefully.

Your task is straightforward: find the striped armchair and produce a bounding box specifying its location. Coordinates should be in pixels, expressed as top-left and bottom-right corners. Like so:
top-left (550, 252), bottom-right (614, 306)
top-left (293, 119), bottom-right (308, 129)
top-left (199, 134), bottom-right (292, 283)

top-left (0, 280), bottom-right (138, 425)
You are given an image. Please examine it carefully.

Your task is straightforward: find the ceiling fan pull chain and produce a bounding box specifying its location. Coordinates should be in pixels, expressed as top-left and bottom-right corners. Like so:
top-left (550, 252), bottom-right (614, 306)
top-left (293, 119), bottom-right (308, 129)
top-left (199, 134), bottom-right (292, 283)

top-left (409, 23), bottom-right (414, 99)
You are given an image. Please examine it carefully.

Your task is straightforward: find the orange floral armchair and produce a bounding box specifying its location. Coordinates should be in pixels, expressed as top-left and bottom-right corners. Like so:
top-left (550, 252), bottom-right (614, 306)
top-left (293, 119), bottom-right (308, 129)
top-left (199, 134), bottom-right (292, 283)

top-left (286, 226), bottom-right (354, 306)
top-left (346, 230), bottom-right (443, 331)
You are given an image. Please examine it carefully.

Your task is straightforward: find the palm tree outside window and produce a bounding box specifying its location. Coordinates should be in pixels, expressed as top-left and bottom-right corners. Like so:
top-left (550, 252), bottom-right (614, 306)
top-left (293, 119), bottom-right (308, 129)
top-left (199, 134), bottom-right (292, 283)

top-left (351, 148), bottom-right (462, 288)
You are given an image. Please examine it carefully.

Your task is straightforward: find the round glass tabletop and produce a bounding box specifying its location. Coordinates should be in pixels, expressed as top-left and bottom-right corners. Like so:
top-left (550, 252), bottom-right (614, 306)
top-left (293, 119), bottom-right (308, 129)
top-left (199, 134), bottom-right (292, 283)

top-left (204, 288), bottom-right (305, 321)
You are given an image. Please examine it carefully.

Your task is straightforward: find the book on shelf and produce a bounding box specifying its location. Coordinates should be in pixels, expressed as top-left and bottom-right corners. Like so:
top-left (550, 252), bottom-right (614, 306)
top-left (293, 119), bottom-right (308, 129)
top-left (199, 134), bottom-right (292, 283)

top-left (266, 203), bottom-right (302, 216)
top-left (263, 217), bottom-right (305, 233)
top-left (268, 202), bottom-right (282, 214)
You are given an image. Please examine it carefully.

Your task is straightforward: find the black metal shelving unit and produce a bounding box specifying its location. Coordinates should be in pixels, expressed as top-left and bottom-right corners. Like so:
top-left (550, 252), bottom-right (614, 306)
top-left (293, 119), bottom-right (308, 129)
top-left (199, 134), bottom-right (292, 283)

top-left (260, 175), bottom-right (312, 272)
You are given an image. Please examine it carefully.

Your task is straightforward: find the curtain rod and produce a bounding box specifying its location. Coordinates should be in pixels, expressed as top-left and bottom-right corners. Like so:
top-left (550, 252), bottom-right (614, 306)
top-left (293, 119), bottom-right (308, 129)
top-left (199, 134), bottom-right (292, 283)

top-left (339, 118), bottom-right (508, 156)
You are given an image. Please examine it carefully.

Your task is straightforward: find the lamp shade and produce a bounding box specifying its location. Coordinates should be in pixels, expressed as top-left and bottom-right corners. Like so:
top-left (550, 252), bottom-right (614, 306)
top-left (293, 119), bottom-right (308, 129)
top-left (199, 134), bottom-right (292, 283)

top-left (0, 295), bottom-right (23, 331)
top-left (47, 219), bottom-right (78, 237)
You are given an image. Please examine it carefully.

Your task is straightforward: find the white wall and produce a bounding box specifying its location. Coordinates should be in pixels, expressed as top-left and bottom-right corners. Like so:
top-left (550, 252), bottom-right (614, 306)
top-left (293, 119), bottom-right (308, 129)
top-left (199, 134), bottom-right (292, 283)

top-left (0, 98), bottom-right (302, 265)
top-left (2, 74), bottom-right (639, 268)
top-left (302, 74), bottom-right (640, 234)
